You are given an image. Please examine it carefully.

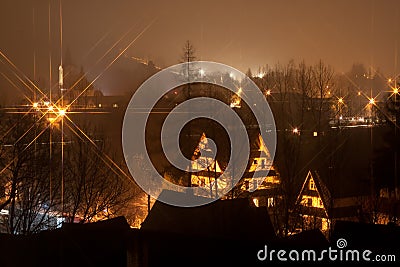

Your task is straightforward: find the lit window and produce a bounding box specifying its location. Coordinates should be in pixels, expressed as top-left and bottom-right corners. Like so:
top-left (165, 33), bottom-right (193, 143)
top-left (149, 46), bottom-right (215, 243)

top-left (253, 198), bottom-right (259, 207)
top-left (309, 179), bottom-right (316, 190)
top-left (321, 218), bottom-right (329, 231)
top-left (267, 197), bottom-right (274, 207)
top-left (244, 180), bottom-right (249, 190)
top-left (0, 209), bottom-right (9, 215)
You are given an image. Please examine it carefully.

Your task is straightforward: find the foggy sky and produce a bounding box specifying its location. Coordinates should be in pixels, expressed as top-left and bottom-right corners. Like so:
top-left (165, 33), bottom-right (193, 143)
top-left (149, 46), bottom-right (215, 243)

top-left (1, 0), bottom-right (400, 97)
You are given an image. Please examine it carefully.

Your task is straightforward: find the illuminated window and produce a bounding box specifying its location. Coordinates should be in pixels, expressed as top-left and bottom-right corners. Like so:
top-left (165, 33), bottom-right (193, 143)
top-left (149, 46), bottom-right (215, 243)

top-left (0, 209), bottom-right (9, 215)
top-left (267, 197), bottom-right (274, 207)
top-left (309, 179), bottom-right (316, 190)
top-left (253, 198), bottom-right (259, 207)
top-left (244, 180), bottom-right (249, 190)
top-left (321, 218), bottom-right (329, 231)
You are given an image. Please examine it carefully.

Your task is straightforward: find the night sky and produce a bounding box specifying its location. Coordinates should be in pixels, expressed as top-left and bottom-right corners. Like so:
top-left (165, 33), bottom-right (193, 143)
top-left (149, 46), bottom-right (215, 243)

top-left (1, 0), bottom-right (400, 97)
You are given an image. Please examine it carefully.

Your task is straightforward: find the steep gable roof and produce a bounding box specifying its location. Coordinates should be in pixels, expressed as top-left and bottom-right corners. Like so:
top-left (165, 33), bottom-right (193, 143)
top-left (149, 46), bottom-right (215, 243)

top-left (296, 170), bottom-right (332, 217)
top-left (190, 132), bottom-right (222, 172)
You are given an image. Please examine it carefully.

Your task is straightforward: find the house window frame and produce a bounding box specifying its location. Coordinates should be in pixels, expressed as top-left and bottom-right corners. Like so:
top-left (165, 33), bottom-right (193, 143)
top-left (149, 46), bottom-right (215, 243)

top-left (309, 178), bottom-right (316, 190)
top-left (307, 197), bottom-right (312, 207)
top-left (267, 197), bottom-right (274, 207)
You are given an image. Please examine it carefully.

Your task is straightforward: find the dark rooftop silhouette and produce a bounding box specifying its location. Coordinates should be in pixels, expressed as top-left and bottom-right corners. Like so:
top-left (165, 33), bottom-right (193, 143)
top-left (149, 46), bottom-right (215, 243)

top-left (141, 189), bottom-right (276, 242)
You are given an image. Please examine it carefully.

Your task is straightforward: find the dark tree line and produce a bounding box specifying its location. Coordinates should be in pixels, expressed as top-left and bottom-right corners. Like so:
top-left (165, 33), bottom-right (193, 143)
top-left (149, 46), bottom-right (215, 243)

top-left (0, 111), bottom-right (134, 234)
top-left (250, 60), bottom-right (391, 235)
top-left (371, 83), bottom-right (400, 224)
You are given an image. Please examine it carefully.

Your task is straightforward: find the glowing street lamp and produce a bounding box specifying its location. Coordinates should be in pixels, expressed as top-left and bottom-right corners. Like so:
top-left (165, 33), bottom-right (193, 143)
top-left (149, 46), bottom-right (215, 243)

top-left (266, 89), bottom-right (271, 96)
top-left (48, 117), bottom-right (57, 124)
top-left (58, 109), bottom-right (66, 117)
top-left (292, 127), bottom-right (299, 134)
top-left (48, 105), bottom-right (54, 112)
top-left (32, 102), bottom-right (39, 109)
top-left (369, 98), bottom-right (375, 105)
top-left (256, 72), bottom-right (265, 79)
top-left (338, 97), bottom-right (344, 104)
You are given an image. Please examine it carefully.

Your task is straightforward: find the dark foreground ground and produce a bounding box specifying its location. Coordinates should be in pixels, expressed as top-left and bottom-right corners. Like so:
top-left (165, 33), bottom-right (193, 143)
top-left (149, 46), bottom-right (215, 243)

top-left (0, 215), bottom-right (399, 267)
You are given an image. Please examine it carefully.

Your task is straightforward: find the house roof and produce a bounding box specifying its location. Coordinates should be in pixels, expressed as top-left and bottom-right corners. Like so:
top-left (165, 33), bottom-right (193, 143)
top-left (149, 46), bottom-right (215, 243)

top-left (295, 170), bottom-right (378, 219)
top-left (191, 131), bottom-right (273, 170)
top-left (234, 170), bottom-right (275, 178)
top-left (250, 188), bottom-right (281, 197)
top-left (296, 170), bottom-right (331, 216)
top-left (141, 190), bottom-right (276, 241)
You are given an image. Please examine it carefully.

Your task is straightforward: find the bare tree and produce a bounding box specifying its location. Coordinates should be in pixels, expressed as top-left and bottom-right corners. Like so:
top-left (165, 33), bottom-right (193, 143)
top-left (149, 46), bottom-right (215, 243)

top-left (181, 40), bottom-right (196, 64)
top-left (180, 40), bottom-right (197, 86)
top-left (311, 60), bottom-right (334, 132)
top-left (179, 40), bottom-right (198, 187)
top-left (296, 61), bottom-right (313, 124)
top-left (0, 109), bottom-right (135, 232)
top-left (0, 112), bottom-right (60, 234)
top-left (256, 60), bottom-right (332, 236)
top-left (63, 128), bottom-right (133, 223)
top-left (269, 61), bottom-right (301, 236)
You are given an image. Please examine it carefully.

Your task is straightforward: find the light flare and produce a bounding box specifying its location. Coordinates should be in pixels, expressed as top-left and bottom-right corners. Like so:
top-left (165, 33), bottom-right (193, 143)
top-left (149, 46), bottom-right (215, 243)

top-left (369, 97), bottom-right (375, 105)
top-left (0, 14), bottom-right (156, 196)
top-left (63, 20), bottom-right (155, 108)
